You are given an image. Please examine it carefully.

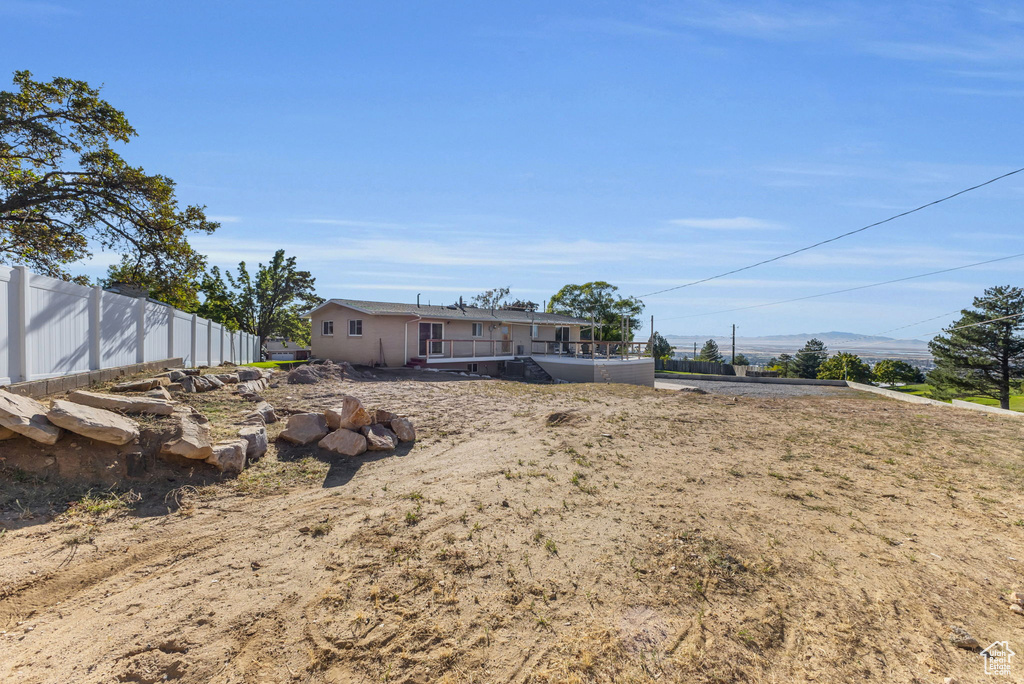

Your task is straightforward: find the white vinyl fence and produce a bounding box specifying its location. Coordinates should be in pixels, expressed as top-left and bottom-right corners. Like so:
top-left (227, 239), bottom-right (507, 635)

top-left (0, 265), bottom-right (259, 386)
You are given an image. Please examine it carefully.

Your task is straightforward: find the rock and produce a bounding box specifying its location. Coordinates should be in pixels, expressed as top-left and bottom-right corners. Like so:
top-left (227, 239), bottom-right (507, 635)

top-left (111, 379), bottom-right (159, 392)
top-left (0, 389), bottom-right (62, 445)
top-left (160, 411), bottom-right (214, 460)
top-left (944, 678), bottom-right (959, 684)
top-left (325, 396), bottom-right (372, 430)
top-left (391, 417), bottom-right (416, 442)
top-left (287, 366), bottom-right (320, 384)
top-left (145, 386), bottom-right (173, 401)
top-left (949, 625), bottom-right (980, 650)
top-left (1011, 604), bottom-right (1024, 615)
top-left (367, 408), bottom-right (397, 426)
top-left (167, 382), bottom-right (184, 393)
top-left (1010, 592), bottom-right (1024, 605)
top-left (279, 413), bottom-right (329, 445)
top-left (361, 423), bottom-right (398, 451)
top-left (47, 400), bottom-right (140, 446)
top-left (67, 389), bottom-right (175, 415)
top-left (318, 428), bottom-right (367, 456)
top-left (236, 368), bottom-right (262, 382)
top-left (0, 425), bottom-right (17, 440)
top-left (244, 402), bottom-right (278, 424)
top-left (182, 368), bottom-right (200, 376)
top-left (206, 439), bottom-right (247, 473)
top-left (178, 375), bottom-right (196, 393)
top-left (204, 374), bottom-right (224, 389)
top-left (193, 376), bottom-right (214, 392)
top-left (238, 425), bottom-right (268, 459)
top-left (169, 370), bottom-right (186, 381)
top-left (215, 373), bottom-right (239, 384)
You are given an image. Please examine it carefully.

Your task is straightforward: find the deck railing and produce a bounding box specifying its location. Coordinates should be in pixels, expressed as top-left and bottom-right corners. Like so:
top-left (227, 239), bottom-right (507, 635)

top-left (424, 339), bottom-right (515, 360)
top-left (530, 340), bottom-right (649, 361)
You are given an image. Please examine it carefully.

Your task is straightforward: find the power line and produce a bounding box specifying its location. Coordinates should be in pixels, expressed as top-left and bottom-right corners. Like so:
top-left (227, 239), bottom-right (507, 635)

top-left (638, 166), bottom-right (1024, 298)
top-left (656, 251), bottom-right (1024, 322)
top-left (848, 310), bottom-right (1024, 349)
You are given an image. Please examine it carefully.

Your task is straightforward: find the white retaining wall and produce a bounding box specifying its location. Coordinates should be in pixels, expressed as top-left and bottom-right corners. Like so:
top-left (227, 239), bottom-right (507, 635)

top-left (0, 265), bottom-right (258, 385)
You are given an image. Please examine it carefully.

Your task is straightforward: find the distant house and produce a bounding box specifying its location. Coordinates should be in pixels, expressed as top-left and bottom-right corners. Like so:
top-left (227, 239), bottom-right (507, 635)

top-left (263, 339), bottom-right (310, 361)
top-left (302, 298), bottom-right (654, 386)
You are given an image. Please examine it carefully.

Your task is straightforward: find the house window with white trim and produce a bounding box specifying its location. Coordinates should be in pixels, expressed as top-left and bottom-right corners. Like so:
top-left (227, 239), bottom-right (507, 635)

top-left (530, 323), bottom-right (539, 337)
top-left (471, 323), bottom-right (483, 337)
top-left (322, 320), bottom-right (334, 336)
top-left (348, 319), bottom-right (363, 336)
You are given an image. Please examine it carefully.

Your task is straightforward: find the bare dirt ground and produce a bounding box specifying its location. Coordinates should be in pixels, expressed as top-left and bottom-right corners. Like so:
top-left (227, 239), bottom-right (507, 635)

top-left (2, 372), bottom-right (1024, 683)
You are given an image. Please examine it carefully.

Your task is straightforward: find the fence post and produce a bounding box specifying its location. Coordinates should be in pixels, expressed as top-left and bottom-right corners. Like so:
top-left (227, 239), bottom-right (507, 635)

top-left (206, 319), bottom-right (213, 367)
top-left (219, 325), bottom-right (225, 365)
top-left (136, 298), bottom-right (146, 363)
top-left (15, 265), bottom-right (30, 383)
top-left (90, 286), bottom-right (102, 371)
top-left (167, 305), bottom-right (175, 362)
top-left (190, 314), bottom-right (198, 368)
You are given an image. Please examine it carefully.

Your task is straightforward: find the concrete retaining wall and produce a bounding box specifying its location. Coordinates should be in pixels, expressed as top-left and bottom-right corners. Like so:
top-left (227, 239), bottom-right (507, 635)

top-left (655, 372), bottom-right (847, 387)
top-left (951, 399), bottom-right (1024, 417)
top-left (1, 357), bottom-right (183, 399)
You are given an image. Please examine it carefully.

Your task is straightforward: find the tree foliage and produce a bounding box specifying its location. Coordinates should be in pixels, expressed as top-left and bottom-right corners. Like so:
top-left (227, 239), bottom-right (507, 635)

top-left (768, 353), bottom-right (795, 377)
top-left (0, 70), bottom-right (216, 286)
top-left (927, 285), bottom-right (1024, 409)
top-left (470, 286), bottom-right (510, 309)
top-left (873, 359), bottom-right (924, 387)
top-left (817, 352), bottom-right (872, 382)
top-left (793, 338), bottom-right (828, 378)
top-left (199, 250), bottom-right (322, 346)
top-left (731, 353), bottom-right (750, 366)
top-left (547, 281), bottom-right (644, 341)
top-left (650, 331), bottom-right (673, 360)
top-left (697, 339), bottom-right (723, 363)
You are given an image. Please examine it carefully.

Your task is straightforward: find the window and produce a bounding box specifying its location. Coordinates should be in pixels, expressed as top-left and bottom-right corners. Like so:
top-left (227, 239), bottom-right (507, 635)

top-left (321, 320), bottom-right (334, 336)
top-left (530, 324), bottom-right (539, 337)
top-left (555, 326), bottom-right (570, 341)
top-left (467, 363), bottom-right (478, 373)
top-left (471, 323), bottom-right (483, 337)
top-left (348, 319), bottom-right (363, 336)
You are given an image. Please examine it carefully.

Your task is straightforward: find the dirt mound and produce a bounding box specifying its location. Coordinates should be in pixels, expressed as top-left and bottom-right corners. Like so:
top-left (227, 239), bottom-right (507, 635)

top-left (544, 410), bottom-right (587, 427)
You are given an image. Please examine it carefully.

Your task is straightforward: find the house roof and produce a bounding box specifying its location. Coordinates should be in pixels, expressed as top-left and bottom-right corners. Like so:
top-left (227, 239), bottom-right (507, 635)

top-left (303, 299), bottom-right (590, 325)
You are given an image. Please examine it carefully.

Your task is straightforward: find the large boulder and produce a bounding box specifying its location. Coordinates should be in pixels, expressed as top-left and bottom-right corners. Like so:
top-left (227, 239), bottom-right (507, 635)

top-left (318, 428), bottom-right (367, 456)
top-left (238, 425), bottom-right (268, 459)
top-left (47, 400), bottom-right (140, 446)
top-left (0, 389), bottom-right (62, 445)
top-left (279, 413), bottom-right (329, 445)
top-left (361, 423), bottom-right (398, 451)
top-left (111, 379), bottom-right (160, 392)
top-left (207, 439), bottom-right (247, 473)
top-left (236, 368), bottom-right (262, 382)
top-left (367, 408), bottom-right (398, 426)
top-left (160, 411), bottom-right (214, 460)
top-left (325, 396), bottom-right (372, 430)
top-left (67, 389), bottom-right (175, 415)
top-left (204, 374), bottom-right (225, 389)
top-left (145, 386), bottom-right (173, 401)
top-left (215, 373), bottom-right (239, 384)
top-left (390, 417), bottom-right (416, 442)
top-left (287, 366), bottom-right (320, 385)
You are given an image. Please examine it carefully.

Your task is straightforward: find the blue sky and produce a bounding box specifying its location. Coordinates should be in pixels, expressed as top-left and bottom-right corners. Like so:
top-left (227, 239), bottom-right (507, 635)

top-left (4, 0), bottom-right (1023, 338)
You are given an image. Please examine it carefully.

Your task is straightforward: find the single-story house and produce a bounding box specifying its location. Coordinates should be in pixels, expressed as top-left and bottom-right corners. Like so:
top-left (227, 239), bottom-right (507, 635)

top-left (263, 339), bottom-right (311, 361)
top-left (302, 298), bottom-right (654, 386)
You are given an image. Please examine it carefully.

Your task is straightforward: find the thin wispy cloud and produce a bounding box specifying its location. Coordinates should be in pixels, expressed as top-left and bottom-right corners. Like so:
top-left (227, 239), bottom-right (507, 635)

top-left (207, 215), bottom-right (241, 223)
top-left (669, 216), bottom-right (784, 230)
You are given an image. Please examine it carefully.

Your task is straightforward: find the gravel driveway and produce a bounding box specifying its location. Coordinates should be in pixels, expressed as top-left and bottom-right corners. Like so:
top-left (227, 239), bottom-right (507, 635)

top-left (655, 377), bottom-right (855, 398)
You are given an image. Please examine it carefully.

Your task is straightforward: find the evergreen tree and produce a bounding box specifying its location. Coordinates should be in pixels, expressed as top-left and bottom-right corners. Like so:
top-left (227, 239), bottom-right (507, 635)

top-left (928, 285), bottom-right (1024, 409)
top-left (732, 353), bottom-right (750, 366)
top-left (650, 332), bottom-right (673, 360)
top-left (793, 338), bottom-right (828, 378)
top-left (697, 339), bottom-right (723, 363)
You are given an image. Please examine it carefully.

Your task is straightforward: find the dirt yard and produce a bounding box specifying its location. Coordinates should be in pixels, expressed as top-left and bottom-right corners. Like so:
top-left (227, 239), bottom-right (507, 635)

top-left (2, 372), bottom-right (1023, 683)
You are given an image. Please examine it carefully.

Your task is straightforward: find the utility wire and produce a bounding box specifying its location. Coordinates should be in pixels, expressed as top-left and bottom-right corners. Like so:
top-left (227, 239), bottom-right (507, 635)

top-left (847, 310), bottom-right (1024, 349)
top-left (656, 252), bottom-right (1024, 322)
top-left (639, 166), bottom-right (1024, 298)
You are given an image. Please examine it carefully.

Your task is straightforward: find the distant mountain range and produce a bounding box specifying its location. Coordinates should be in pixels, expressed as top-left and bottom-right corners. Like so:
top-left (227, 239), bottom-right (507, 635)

top-left (665, 331), bottom-right (931, 362)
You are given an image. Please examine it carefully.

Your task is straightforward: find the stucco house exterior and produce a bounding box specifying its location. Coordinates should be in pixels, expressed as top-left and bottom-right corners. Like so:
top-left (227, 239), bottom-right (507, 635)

top-left (302, 298), bottom-right (654, 386)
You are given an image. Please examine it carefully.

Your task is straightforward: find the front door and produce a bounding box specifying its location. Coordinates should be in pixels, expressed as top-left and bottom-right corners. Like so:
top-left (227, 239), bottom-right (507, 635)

top-left (419, 322), bottom-right (443, 356)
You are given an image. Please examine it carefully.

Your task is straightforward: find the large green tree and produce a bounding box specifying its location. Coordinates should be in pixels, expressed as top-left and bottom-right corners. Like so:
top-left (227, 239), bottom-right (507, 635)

top-left (732, 353), bottom-right (750, 366)
top-left (793, 338), bottom-right (828, 378)
top-left (817, 352), bottom-right (872, 382)
top-left (928, 285), bottom-right (1024, 409)
top-left (697, 339), bottom-right (724, 363)
top-left (650, 331), bottom-right (673, 360)
top-left (0, 71), bottom-right (216, 286)
top-left (547, 281), bottom-right (644, 341)
top-left (872, 359), bottom-right (924, 387)
top-left (200, 250), bottom-right (322, 346)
